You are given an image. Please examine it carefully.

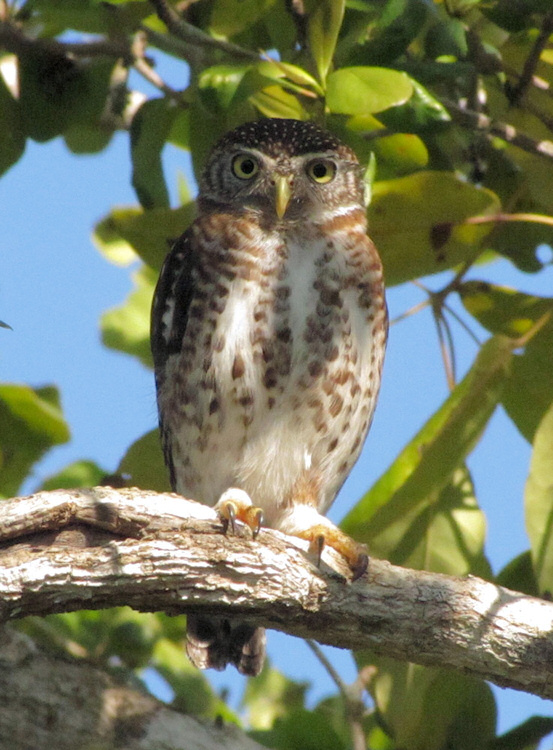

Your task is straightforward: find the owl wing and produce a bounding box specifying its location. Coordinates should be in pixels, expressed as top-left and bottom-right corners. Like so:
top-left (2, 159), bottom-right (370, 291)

top-left (150, 229), bottom-right (196, 377)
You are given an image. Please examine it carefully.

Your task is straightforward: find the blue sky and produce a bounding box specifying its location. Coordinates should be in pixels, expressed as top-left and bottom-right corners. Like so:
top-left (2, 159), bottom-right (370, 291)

top-left (2, 106), bottom-right (553, 738)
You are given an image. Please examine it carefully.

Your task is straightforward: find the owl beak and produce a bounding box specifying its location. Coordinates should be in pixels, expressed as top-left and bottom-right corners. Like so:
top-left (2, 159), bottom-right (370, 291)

top-left (274, 174), bottom-right (292, 219)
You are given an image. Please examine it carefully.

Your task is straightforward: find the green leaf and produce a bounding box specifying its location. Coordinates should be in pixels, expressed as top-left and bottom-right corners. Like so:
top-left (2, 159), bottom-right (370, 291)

top-left (460, 282), bottom-right (553, 441)
top-left (377, 77), bottom-right (451, 133)
top-left (40, 460), bottom-right (108, 491)
top-left (101, 265), bottom-right (156, 367)
top-left (250, 85), bottom-right (308, 120)
top-left (525, 402), bottom-right (553, 596)
top-left (242, 662), bottom-right (308, 730)
top-left (492, 715), bottom-right (553, 750)
top-left (0, 384), bottom-right (70, 498)
top-left (0, 69), bottom-right (25, 177)
top-left (368, 172), bottom-right (501, 286)
top-left (362, 660), bottom-right (496, 750)
top-left (131, 98), bottom-right (179, 209)
top-left (326, 67), bottom-right (413, 115)
top-left (250, 707), bottom-right (346, 750)
top-left (93, 204), bottom-right (195, 270)
top-left (210, 0), bottom-right (277, 38)
top-left (304, 0), bottom-right (345, 84)
top-left (118, 428), bottom-right (171, 492)
top-left (342, 337), bottom-right (513, 558)
top-left (496, 551), bottom-right (539, 597)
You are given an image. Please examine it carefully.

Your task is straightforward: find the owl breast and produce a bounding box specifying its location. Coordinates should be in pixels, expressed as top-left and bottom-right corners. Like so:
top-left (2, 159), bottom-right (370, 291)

top-left (164, 207), bottom-right (386, 530)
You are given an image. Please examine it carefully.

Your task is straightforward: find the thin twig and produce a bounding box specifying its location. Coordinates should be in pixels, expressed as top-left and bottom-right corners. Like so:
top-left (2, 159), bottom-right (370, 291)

top-left (443, 97), bottom-right (553, 162)
top-left (148, 0), bottom-right (258, 60)
top-left (306, 640), bottom-right (367, 750)
top-left (507, 12), bottom-right (553, 104)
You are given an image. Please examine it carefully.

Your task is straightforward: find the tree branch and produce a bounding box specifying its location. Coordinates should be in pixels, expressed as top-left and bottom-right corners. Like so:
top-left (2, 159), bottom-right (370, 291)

top-left (2, 487), bottom-right (553, 700)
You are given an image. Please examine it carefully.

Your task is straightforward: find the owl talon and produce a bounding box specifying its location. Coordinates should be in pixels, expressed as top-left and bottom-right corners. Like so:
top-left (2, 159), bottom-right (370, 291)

top-left (215, 488), bottom-right (264, 539)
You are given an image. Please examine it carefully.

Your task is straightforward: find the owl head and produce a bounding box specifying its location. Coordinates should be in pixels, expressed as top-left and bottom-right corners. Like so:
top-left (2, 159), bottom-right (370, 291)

top-left (199, 119), bottom-right (365, 223)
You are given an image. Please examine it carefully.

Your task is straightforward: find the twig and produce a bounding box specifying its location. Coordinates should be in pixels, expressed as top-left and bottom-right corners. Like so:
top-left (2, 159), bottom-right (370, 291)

top-left (507, 12), bottom-right (553, 105)
top-left (148, 0), bottom-right (258, 61)
top-left (442, 97), bottom-right (553, 162)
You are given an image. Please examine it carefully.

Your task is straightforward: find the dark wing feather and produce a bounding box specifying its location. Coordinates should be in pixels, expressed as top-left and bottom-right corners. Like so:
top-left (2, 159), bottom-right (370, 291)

top-left (150, 229), bottom-right (196, 490)
top-left (150, 229), bottom-right (196, 376)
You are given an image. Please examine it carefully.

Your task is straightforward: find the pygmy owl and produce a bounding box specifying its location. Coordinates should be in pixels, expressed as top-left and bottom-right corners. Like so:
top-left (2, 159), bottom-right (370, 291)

top-left (151, 118), bottom-right (387, 676)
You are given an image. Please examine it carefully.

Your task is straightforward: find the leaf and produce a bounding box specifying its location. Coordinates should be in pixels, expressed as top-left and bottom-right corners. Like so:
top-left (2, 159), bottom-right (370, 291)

top-left (304, 0), bottom-right (345, 84)
top-left (326, 67), bottom-right (413, 115)
top-left (242, 662), bottom-right (308, 730)
top-left (496, 551), bottom-right (539, 597)
top-left (131, 98), bottom-right (178, 209)
top-left (460, 282), bottom-right (553, 441)
top-left (250, 85), bottom-right (308, 120)
top-left (210, 0), bottom-right (277, 38)
top-left (0, 384), bottom-right (70, 498)
top-left (0, 68), bottom-right (25, 177)
top-left (359, 659), bottom-right (496, 750)
top-left (40, 460), bottom-right (108, 491)
top-left (250, 707), bottom-right (346, 750)
top-left (101, 265), bottom-right (156, 367)
top-left (368, 172), bottom-right (501, 286)
top-left (525, 402), bottom-right (553, 596)
top-left (342, 337), bottom-right (513, 557)
top-left (492, 715), bottom-right (553, 750)
top-left (93, 204), bottom-right (195, 271)
top-left (117, 428), bottom-right (171, 492)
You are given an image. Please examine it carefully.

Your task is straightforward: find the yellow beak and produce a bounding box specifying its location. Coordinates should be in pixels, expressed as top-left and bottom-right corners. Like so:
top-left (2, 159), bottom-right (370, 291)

top-left (275, 174), bottom-right (292, 219)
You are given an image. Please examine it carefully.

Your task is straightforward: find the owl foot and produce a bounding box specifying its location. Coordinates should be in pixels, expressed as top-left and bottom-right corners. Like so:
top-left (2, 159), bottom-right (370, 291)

top-left (215, 488), bottom-right (264, 539)
top-left (297, 523), bottom-right (369, 581)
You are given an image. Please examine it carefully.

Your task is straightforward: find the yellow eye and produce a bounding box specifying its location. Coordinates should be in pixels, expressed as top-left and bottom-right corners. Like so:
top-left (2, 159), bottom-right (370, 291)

top-left (232, 154), bottom-right (259, 180)
top-left (307, 160), bottom-right (336, 184)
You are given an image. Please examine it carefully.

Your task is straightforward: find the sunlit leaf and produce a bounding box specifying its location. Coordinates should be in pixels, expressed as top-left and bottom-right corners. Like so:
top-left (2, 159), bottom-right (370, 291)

top-left (250, 85), bottom-right (308, 120)
top-left (460, 282), bottom-right (553, 441)
top-left (101, 265), bottom-right (156, 367)
top-left (358, 658), bottom-right (496, 750)
top-left (40, 460), bottom-right (108, 491)
top-left (243, 661), bottom-right (308, 730)
top-left (131, 98), bottom-right (179, 209)
top-left (93, 204), bottom-right (195, 270)
top-left (342, 337), bottom-right (513, 557)
top-left (0, 384), bottom-right (70, 497)
top-left (369, 172), bottom-right (501, 286)
top-left (525, 402), bottom-right (553, 596)
top-left (326, 67), bottom-right (413, 115)
top-left (118, 428), bottom-right (170, 492)
top-left (210, 0), bottom-right (277, 38)
top-left (304, 0), bottom-right (345, 84)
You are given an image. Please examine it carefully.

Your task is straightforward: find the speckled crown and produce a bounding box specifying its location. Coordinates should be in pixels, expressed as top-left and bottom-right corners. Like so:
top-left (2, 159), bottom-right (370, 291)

top-left (211, 118), bottom-right (357, 160)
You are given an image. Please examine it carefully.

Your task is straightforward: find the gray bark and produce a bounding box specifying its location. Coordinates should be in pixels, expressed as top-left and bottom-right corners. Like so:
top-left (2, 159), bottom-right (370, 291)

top-left (2, 486), bottom-right (553, 702)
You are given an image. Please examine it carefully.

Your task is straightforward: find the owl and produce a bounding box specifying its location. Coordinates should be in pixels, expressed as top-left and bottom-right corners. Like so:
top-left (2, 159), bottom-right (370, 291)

top-left (151, 118), bottom-right (387, 676)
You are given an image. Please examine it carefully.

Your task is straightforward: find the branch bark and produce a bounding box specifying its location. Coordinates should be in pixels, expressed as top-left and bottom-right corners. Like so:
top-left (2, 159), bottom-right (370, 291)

top-left (2, 487), bottom-right (553, 700)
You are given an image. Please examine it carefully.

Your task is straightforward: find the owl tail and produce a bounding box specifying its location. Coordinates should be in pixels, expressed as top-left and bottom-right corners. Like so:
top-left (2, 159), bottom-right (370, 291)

top-left (186, 615), bottom-right (266, 676)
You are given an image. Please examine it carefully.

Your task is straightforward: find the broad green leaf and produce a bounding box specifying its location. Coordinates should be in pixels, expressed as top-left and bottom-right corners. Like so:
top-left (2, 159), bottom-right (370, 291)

top-left (377, 77), bottom-right (451, 133)
top-left (0, 384), bottom-right (70, 498)
top-left (368, 172), bottom-right (501, 286)
top-left (496, 551), bottom-right (539, 597)
top-left (525, 402), bottom-right (553, 596)
top-left (118, 428), bottom-right (171, 492)
top-left (243, 662), bottom-right (308, 730)
top-left (460, 282), bottom-right (553, 441)
top-left (359, 659), bottom-right (496, 750)
top-left (371, 133), bottom-right (429, 177)
top-left (40, 460), bottom-right (107, 491)
top-left (131, 98), bottom-right (179, 209)
top-left (492, 716), bottom-right (553, 750)
top-left (250, 85), bottom-right (308, 120)
top-left (342, 337), bottom-right (513, 553)
top-left (25, 0), bottom-right (152, 36)
top-left (101, 265), bottom-right (156, 367)
top-left (326, 67), bottom-right (413, 115)
top-left (425, 18), bottom-right (468, 60)
top-left (0, 69), bottom-right (25, 177)
top-left (304, 0), bottom-right (345, 84)
top-left (93, 204), bottom-right (195, 270)
top-left (250, 707), bottom-right (346, 750)
top-left (210, 0), bottom-right (277, 38)
top-left (198, 65), bottom-right (250, 113)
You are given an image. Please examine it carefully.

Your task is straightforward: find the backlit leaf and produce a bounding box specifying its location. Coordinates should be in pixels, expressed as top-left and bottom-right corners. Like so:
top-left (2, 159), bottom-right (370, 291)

top-left (326, 67), bottom-right (413, 115)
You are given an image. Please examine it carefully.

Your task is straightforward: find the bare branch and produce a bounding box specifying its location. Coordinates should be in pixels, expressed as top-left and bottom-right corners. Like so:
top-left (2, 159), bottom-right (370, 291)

top-left (507, 11), bottom-right (553, 105)
top-left (443, 97), bottom-right (553, 162)
top-left (2, 487), bottom-right (553, 700)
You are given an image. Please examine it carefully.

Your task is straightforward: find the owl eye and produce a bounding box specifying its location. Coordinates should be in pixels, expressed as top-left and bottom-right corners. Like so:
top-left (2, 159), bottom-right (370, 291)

top-left (232, 154), bottom-right (259, 180)
top-left (306, 160), bottom-right (336, 184)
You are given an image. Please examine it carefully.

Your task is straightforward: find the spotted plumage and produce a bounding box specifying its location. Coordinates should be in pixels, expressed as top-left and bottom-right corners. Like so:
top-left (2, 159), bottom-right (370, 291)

top-left (151, 118), bottom-right (387, 676)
